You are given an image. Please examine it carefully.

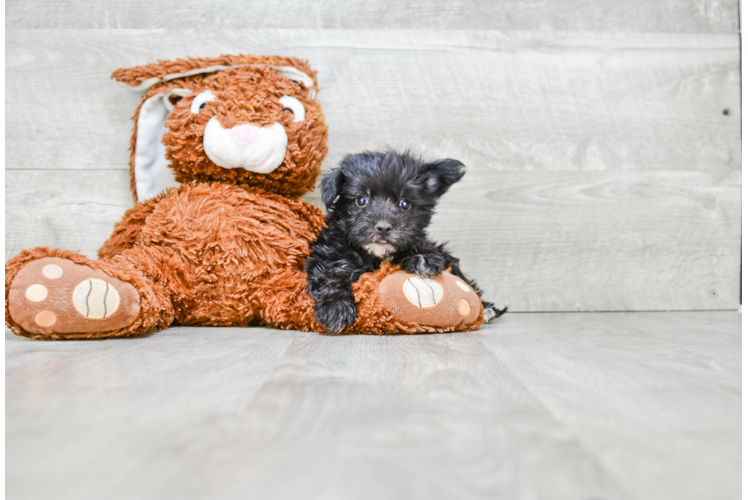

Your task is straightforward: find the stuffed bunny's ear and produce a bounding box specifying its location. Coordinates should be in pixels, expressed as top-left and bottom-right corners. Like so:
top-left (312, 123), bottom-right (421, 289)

top-left (112, 56), bottom-right (317, 98)
top-left (132, 88), bottom-right (192, 201)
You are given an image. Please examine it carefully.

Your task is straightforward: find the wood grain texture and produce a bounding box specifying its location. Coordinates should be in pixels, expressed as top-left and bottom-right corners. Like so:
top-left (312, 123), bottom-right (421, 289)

top-left (480, 312), bottom-right (741, 500)
top-left (5, 27), bottom-right (741, 311)
top-left (431, 169), bottom-right (742, 311)
top-left (6, 168), bottom-right (740, 312)
top-left (5, 0), bottom-right (739, 32)
top-left (5, 170), bottom-right (134, 261)
top-left (6, 312), bottom-right (741, 500)
top-left (7, 30), bottom-right (741, 174)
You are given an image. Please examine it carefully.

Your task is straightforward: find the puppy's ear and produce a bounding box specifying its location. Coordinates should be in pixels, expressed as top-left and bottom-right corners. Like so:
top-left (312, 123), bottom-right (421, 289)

top-left (421, 159), bottom-right (466, 197)
top-left (320, 169), bottom-right (346, 209)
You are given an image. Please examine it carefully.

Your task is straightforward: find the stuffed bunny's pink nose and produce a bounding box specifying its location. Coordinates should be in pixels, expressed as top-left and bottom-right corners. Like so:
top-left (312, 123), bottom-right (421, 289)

top-left (229, 124), bottom-right (260, 150)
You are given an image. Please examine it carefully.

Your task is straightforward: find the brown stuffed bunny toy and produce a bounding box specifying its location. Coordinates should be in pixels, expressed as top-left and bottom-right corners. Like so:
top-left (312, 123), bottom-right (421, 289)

top-left (5, 54), bottom-right (484, 339)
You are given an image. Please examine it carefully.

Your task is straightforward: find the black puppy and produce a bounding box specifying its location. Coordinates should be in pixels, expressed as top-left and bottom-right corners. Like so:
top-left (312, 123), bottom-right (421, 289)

top-left (304, 150), bottom-right (506, 333)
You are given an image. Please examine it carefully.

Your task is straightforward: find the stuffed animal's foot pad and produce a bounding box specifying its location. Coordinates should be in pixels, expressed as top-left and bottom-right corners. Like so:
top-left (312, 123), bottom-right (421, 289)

top-left (379, 271), bottom-right (482, 327)
top-left (8, 257), bottom-right (140, 336)
top-left (72, 278), bottom-right (121, 319)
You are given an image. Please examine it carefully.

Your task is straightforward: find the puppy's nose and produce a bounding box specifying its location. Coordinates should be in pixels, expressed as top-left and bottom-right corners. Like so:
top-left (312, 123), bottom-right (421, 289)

top-left (375, 221), bottom-right (392, 234)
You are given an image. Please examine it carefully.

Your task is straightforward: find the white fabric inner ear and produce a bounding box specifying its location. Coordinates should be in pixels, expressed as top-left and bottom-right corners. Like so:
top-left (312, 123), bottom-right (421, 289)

top-left (121, 64), bottom-right (316, 98)
top-left (266, 66), bottom-right (316, 99)
top-left (123, 65), bottom-right (236, 92)
top-left (133, 89), bottom-right (192, 201)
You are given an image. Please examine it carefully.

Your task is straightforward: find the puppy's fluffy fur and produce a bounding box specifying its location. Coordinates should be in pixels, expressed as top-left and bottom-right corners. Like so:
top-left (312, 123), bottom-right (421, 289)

top-left (304, 150), bottom-right (506, 333)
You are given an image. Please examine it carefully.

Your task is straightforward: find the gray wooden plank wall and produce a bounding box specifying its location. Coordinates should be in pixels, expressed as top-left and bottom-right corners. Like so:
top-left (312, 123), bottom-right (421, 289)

top-left (5, 1), bottom-right (741, 312)
top-left (5, 0), bottom-right (740, 32)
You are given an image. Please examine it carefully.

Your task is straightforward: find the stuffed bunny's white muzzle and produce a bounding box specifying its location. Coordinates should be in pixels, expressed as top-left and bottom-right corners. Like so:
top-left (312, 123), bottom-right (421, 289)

top-left (203, 119), bottom-right (288, 174)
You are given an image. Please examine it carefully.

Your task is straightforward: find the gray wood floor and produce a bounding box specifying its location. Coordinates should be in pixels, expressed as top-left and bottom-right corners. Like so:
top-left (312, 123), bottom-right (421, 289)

top-left (6, 311), bottom-right (741, 500)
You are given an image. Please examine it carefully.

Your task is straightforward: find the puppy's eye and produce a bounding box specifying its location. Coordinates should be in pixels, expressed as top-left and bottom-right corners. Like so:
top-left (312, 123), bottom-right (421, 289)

top-left (399, 199), bottom-right (411, 210)
top-left (190, 90), bottom-right (216, 114)
top-left (356, 196), bottom-right (368, 207)
top-left (279, 96), bottom-right (305, 123)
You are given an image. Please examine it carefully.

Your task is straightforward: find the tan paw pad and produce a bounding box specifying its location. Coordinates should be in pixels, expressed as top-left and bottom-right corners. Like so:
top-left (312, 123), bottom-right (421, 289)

top-left (403, 277), bottom-right (443, 308)
top-left (73, 278), bottom-right (120, 319)
top-left (35, 311), bottom-right (57, 327)
top-left (25, 284), bottom-right (48, 302)
top-left (458, 299), bottom-right (471, 316)
top-left (42, 264), bottom-right (63, 279)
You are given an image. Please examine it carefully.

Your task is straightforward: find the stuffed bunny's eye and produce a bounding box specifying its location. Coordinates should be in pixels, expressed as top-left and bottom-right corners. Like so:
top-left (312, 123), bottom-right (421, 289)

top-left (190, 91), bottom-right (216, 114)
top-left (279, 96), bottom-right (305, 123)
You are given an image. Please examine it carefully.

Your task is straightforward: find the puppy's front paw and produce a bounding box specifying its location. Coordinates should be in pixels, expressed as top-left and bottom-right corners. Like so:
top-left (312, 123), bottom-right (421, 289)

top-left (482, 301), bottom-right (507, 323)
top-left (315, 299), bottom-right (357, 334)
top-left (402, 253), bottom-right (446, 278)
